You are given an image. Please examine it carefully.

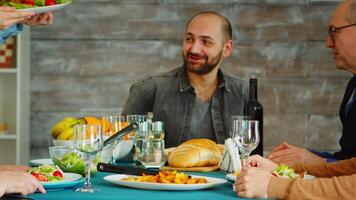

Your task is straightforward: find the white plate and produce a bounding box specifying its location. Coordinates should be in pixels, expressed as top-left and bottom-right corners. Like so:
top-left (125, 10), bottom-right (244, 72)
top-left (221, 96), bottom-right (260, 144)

top-left (29, 158), bottom-right (53, 167)
top-left (104, 174), bottom-right (227, 191)
top-left (18, 2), bottom-right (71, 14)
top-left (42, 173), bottom-right (83, 190)
top-left (226, 173), bottom-right (315, 182)
top-left (226, 173), bottom-right (237, 182)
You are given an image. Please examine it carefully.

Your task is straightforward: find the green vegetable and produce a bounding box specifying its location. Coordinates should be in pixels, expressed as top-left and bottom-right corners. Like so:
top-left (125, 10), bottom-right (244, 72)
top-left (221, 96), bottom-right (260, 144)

top-left (56, 0), bottom-right (71, 4)
top-left (52, 152), bottom-right (101, 176)
top-left (272, 164), bottom-right (299, 179)
top-left (35, 0), bottom-right (45, 6)
top-left (2, 2), bottom-right (35, 9)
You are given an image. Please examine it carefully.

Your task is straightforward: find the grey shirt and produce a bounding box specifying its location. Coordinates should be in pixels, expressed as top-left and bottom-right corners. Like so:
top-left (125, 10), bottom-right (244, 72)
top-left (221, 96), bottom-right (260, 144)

top-left (122, 66), bottom-right (249, 148)
top-left (181, 98), bottom-right (216, 142)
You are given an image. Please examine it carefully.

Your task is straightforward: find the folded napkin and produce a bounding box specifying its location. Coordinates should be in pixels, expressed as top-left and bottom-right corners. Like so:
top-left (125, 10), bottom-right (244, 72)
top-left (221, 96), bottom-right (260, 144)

top-left (219, 138), bottom-right (241, 173)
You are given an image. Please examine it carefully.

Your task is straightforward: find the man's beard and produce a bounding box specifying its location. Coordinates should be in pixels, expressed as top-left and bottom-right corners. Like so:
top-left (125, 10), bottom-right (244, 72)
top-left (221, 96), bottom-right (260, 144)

top-left (183, 50), bottom-right (223, 75)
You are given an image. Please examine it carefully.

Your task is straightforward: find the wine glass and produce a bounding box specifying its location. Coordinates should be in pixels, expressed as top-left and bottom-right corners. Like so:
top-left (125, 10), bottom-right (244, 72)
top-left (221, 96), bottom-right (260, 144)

top-left (74, 124), bottom-right (103, 193)
top-left (233, 120), bottom-right (259, 167)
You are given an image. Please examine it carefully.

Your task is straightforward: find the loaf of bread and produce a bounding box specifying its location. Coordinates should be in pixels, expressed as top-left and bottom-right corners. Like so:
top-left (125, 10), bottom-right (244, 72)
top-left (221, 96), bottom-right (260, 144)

top-left (168, 139), bottom-right (222, 168)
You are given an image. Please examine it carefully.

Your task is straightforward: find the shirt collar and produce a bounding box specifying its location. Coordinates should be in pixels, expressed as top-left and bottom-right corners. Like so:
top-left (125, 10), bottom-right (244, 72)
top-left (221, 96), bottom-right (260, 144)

top-left (178, 66), bottom-right (231, 93)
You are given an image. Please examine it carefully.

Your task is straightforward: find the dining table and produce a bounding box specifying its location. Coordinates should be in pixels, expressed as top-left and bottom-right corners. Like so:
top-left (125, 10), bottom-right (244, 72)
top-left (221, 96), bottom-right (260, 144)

top-left (5, 167), bottom-right (257, 200)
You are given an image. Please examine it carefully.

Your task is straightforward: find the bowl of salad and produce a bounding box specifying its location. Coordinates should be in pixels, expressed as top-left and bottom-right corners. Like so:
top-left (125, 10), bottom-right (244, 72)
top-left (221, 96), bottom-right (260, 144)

top-left (49, 146), bottom-right (101, 176)
top-left (271, 164), bottom-right (299, 179)
top-left (0, 0), bottom-right (72, 14)
top-left (29, 165), bottom-right (64, 182)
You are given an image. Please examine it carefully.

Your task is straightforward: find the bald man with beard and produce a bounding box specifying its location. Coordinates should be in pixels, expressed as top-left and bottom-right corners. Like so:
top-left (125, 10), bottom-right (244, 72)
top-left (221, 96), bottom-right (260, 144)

top-left (122, 11), bottom-right (248, 148)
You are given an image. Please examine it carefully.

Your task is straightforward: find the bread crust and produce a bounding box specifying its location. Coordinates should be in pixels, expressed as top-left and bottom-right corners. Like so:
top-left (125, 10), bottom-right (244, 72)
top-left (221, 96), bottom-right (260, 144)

top-left (168, 139), bottom-right (222, 168)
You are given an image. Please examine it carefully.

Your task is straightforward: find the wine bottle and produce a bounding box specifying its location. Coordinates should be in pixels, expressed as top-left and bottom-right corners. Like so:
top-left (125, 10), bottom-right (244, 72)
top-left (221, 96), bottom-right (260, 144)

top-left (245, 78), bottom-right (264, 156)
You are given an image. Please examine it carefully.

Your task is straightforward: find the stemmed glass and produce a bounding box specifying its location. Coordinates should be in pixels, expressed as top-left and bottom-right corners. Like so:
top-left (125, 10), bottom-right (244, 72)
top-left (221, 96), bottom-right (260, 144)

top-left (232, 119), bottom-right (260, 167)
top-left (74, 124), bottom-right (103, 193)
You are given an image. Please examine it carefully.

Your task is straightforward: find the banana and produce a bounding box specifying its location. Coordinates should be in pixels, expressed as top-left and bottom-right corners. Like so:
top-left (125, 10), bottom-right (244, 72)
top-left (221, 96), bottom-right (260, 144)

top-left (57, 127), bottom-right (74, 140)
top-left (51, 117), bottom-right (84, 138)
top-left (68, 134), bottom-right (74, 141)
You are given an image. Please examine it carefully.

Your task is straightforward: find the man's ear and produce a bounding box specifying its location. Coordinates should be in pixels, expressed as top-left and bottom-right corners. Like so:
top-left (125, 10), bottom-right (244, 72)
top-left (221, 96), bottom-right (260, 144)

top-left (222, 39), bottom-right (233, 58)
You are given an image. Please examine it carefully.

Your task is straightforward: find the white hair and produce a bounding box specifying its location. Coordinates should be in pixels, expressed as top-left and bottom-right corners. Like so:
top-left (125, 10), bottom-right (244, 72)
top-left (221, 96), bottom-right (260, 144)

top-left (347, 0), bottom-right (356, 23)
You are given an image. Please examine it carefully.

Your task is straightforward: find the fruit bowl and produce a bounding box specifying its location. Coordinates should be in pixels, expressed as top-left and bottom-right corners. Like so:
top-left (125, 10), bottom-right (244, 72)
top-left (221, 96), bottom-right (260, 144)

top-left (49, 146), bottom-right (100, 176)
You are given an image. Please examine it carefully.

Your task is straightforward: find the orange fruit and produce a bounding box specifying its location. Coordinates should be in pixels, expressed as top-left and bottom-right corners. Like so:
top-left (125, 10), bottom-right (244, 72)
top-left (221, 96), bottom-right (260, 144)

top-left (84, 116), bottom-right (101, 125)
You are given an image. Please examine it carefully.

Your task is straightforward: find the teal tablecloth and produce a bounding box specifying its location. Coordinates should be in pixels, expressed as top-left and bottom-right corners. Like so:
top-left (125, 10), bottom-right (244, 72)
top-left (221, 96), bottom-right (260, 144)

top-left (25, 171), bottom-right (252, 200)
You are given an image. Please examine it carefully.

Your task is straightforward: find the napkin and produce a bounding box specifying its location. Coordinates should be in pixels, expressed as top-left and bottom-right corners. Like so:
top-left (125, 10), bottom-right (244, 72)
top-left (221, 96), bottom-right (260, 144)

top-left (219, 138), bottom-right (241, 173)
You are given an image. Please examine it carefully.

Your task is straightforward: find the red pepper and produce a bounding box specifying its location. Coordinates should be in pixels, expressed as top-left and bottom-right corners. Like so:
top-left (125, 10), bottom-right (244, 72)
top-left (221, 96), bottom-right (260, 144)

top-left (22, 0), bottom-right (35, 5)
top-left (31, 172), bottom-right (48, 182)
top-left (45, 0), bottom-right (56, 6)
top-left (53, 170), bottom-right (63, 178)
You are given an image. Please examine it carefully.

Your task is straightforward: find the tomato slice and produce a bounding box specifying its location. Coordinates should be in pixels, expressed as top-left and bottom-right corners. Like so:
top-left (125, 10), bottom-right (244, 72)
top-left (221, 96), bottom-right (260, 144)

top-left (31, 172), bottom-right (48, 182)
top-left (45, 0), bottom-right (56, 6)
top-left (22, 0), bottom-right (35, 5)
top-left (53, 170), bottom-right (64, 178)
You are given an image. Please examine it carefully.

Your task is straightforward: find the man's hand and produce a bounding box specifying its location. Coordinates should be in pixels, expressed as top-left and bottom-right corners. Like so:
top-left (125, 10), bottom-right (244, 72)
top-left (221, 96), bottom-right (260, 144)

top-left (246, 155), bottom-right (278, 171)
top-left (0, 7), bottom-right (35, 29)
top-left (0, 171), bottom-right (46, 197)
top-left (21, 12), bottom-right (53, 26)
top-left (268, 142), bottom-right (326, 167)
top-left (0, 165), bottom-right (30, 172)
top-left (235, 168), bottom-right (272, 199)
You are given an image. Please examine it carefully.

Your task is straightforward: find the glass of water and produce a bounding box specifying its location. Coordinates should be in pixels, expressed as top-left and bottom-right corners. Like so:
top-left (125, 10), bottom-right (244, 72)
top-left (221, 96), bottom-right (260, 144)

top-left (233, 120), bottom-right (259, 167)
top-left (74, 124), bottom-right (103, 193)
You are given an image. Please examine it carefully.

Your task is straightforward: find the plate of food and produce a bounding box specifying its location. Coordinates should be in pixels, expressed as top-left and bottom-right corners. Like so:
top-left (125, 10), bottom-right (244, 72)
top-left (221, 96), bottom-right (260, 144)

top-left (225, 171), bottom-right (240, 182)
top-left (104, 170), bottom-right (227, 191)
top-left (226, 164), bottom-right (315, 182)
top-left (29, 165), bottom-right (83, 190)
top-left (1, 0), bottom-right (72, 14)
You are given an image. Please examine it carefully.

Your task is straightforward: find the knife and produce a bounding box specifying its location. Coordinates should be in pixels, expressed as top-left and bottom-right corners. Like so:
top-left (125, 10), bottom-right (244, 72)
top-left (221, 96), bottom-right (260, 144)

top-left (97, 162), bottom-right (158, 176)
top-left (103, 122), bottom-right (139, 147)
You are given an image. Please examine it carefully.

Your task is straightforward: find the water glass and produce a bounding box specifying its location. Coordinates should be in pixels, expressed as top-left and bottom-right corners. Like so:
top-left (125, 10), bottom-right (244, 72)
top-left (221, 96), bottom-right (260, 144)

top-left (102, 115), bottom-right (127, 137)
top-left (127, 114), bottom-right (147, 124)
top-left (234, 120), bottom-right (260, 167)
top-left (74, 124), bottom-right (103, 193)
top-left (137, 139), bottom-right (166, 168)
top-left (135, 121), bottom-right (166, 168)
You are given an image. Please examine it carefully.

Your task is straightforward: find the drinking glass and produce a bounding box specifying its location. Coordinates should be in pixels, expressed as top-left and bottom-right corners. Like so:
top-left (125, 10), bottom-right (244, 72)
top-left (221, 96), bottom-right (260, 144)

top-left (101, 115), bottom-right (129, 163)
top-left (74, 124), bottom-right (103, 193)
top-left (233, 120), bottom-right (259, 167)
top-left (127, 114), bottom-right (147, 124)
top-left (102, 115), bottom-right (127, 137)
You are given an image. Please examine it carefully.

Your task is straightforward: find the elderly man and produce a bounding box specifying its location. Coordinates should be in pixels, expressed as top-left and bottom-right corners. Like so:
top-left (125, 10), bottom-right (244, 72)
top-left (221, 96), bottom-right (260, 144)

top-left (235, 0), bottom-right (356, 199)
top-left (267, 0), bottom-right (356, 167)
top-left (122, 11), bottom-right (248, 147)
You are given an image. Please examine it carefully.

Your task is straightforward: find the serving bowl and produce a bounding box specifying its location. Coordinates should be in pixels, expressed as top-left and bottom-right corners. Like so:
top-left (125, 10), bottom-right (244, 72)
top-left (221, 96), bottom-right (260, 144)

top-left (112, 140), bottom-right (134, 161)
top-left (52, 139), bottom-right (73, 147)
top-left (49, 146), bottom-right (100, 176)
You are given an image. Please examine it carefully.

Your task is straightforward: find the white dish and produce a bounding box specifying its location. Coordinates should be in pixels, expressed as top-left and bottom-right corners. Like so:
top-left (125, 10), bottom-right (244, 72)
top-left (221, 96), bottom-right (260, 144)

top-left (112, 140), bottom-right (134, 161)
top-left (226, 173), bottom-right (316, 182)
top-left (29, 158), bottom-right (53, 167)
top-left (104, 174), bottom-right (227, 191)
top-left (226, 173), bottom-right (237, 182)
top-left (42, 173), bottom-right (82, 190)
top-left (18, 2), bottom-right (71, 14)
top-left (303, 174), bottom-right (316, 179)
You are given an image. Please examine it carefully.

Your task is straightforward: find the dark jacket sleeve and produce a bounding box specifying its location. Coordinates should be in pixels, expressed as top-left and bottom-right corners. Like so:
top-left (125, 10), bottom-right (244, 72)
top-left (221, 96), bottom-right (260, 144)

top-left (121, 78), bottom-right (156, 115)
